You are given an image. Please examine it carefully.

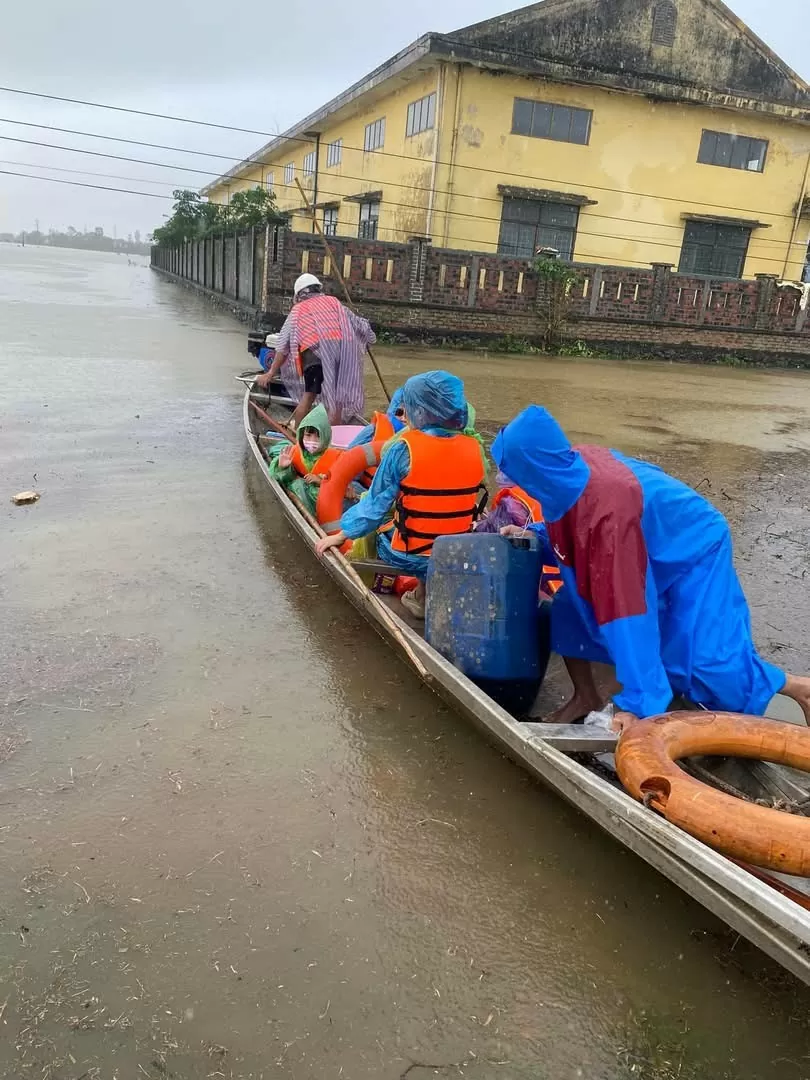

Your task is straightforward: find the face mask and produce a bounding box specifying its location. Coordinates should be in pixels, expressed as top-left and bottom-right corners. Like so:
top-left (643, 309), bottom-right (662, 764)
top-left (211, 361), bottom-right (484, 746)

top-left (302, 435), bottom-right (320, 454)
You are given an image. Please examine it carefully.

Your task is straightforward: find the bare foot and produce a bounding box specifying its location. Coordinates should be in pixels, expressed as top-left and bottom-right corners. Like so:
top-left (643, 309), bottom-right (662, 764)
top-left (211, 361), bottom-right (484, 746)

top-left (781, 673), bottom-right (810, 725)
top-left (543, 693), bottom-right (605, 725)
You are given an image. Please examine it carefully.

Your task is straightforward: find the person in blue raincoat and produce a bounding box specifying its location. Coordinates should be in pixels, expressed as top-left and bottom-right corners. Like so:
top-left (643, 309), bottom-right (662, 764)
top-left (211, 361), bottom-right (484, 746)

top-left (315, 371), bottom-right (486, 619)
top-left (346, 386), bottom-right (406, 449)
top-left (492, 406), bottom-right (810, 727)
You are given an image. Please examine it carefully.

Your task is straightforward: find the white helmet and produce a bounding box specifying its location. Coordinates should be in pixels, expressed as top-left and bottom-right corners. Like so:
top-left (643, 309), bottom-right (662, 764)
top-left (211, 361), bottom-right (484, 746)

top-left (293, 272), bottom-right (321, 297)
top-left (265, 333), bottom-right (279, 348)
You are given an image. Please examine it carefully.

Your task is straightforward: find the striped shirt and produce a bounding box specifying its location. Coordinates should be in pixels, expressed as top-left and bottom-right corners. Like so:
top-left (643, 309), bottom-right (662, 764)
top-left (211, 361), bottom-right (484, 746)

top-left (274, 294), bottom-right (375, 422)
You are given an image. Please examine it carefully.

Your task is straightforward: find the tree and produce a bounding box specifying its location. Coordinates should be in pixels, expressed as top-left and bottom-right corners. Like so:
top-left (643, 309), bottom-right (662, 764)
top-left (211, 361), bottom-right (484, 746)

top-left (152, 190), bottom-right (206, 248)
top-left (225, 187), bottom-right (283, 230)
top-left (151, 187), bottom-right (283, 248)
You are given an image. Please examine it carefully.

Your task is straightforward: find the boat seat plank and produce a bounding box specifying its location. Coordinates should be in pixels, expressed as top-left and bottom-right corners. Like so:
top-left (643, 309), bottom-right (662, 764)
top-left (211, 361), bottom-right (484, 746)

top-left (523, 723), bottom-right (619, 753)
top-left (347, 559), bottom-right (408, 576)
top-left (748, 760), bottom-right (810, 802)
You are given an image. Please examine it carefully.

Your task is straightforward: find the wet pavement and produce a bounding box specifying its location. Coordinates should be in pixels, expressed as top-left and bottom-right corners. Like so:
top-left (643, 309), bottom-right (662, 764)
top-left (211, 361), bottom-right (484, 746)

top-left (2, 245), bottom-right (810, 1079)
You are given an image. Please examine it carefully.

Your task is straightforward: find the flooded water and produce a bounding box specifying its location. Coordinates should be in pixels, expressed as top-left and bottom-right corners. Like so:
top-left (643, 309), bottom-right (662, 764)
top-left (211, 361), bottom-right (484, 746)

top-left (2, 245), bottom-right (810, 1079)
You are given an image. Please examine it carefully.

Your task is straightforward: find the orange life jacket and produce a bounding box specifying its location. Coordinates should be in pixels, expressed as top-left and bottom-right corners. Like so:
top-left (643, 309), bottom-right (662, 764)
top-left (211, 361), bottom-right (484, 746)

top-left (360, 411), bottom-right (397, 486)
top-left (388, 429), bottom-right (485, 555)
top-left (490, 485), bottom-right (543, 524)
top-left (372, 411), bottom-right (396, 442)
top-left (293, 294), bottom-right (345, 375)
top-left (289, 443), bottom-right (343, 478)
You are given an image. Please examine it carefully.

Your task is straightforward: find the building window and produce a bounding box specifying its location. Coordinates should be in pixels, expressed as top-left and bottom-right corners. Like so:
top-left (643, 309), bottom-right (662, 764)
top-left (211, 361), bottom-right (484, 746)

top-left (678, 221), bottom-right (751, 278)
top-left (406, 93), bottom-right (436, 137)
top-left (303, 151), bottom-right (316, 177)
top-left (358, 199), bottom-right (380, 240)
top-left (651, 1), bottom-right (677, 45)
top-left (512, 98), bottom-right (592, 145)
top-left (265, 172), bottom-right (274, 192)
top-left (497, 198), bottom-right (579, 260)
top-left (323, 207), bottom-right (338, 237)
top-left (326, 139), bottom-right (342, 167)
top-left (364, 117), bottom-right (385, 153)
top-left (284, 162), bottom-right (295, 185)
top-left (698, 130), bottom-right (767, 172)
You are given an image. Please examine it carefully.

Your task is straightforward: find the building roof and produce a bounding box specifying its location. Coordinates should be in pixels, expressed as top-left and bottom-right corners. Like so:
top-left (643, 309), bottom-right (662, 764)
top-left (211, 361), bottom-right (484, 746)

top-left (203, 0), bottom-right (810, 195)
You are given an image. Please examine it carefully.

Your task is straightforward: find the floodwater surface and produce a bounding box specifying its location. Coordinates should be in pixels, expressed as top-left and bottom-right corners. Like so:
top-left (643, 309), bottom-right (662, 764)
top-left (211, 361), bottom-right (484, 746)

top-left (2, 246), bottom-right (810, 1079)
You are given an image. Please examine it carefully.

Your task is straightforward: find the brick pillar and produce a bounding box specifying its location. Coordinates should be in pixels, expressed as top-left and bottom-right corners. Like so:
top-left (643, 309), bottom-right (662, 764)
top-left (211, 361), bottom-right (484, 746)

top-left (754, 274), bottom-right (778, 331)
top-left (649, 263), bottom-right (674, 321)
top-left (408, 236), bottom-right (431, 303)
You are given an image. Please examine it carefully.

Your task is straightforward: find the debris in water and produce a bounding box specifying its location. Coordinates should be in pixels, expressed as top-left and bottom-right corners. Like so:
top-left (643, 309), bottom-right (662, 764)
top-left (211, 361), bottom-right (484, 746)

top-left (11, 491), bottom-right (40, 505)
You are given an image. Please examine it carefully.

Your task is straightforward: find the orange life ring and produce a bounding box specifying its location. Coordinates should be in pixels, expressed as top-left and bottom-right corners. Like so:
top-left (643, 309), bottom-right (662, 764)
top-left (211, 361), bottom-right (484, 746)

top-left (316, 439), bottom-right (387, 534)
top-left (616, 711), bottom-right (810, 876)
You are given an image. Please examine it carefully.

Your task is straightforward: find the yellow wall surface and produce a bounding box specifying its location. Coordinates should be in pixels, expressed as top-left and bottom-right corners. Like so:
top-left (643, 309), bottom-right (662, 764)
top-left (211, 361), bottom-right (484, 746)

top-left (208, 67), bottom-right (441, 242)
top-left (207, 62), bottom-right (810, 279)
top-left (440, 67), bottom-right (810, 279)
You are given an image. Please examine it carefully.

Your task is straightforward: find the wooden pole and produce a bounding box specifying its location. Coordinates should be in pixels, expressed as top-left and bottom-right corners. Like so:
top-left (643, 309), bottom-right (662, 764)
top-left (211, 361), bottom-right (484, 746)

top-left (248, 398), bottom-right (294, 442)
top-left (294, 177), bottom-right (391, 403)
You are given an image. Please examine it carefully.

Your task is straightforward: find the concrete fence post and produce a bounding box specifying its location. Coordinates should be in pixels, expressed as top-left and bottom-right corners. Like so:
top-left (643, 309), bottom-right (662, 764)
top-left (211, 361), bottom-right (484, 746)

top-left (588, 267), bottom-right (604, 316)
top-left (248, 227), bottom-right (256, 307)
top-left (649, 263), bottom-right (674, 321)
top-left (754, 274), bottom-right (778, 331)
top-left (234, 232), bottom-right (240, 301)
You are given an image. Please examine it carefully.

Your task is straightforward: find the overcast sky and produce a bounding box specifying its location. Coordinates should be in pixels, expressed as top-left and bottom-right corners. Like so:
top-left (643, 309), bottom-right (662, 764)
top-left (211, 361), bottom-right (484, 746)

top-left (0, 0), bottom-right (806, 239)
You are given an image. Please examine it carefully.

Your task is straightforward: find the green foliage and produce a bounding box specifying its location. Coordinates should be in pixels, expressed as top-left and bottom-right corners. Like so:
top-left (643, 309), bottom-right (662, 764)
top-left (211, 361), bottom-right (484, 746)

top-left (532, 255), bottom-right (582, 350)
top-left (533, 255), bottom-right (581, 289)
top-left (489, 334), bottom-right (540, 354)
top-left (558, 339), bottom-right (596, 357)
top-left (226, 188), bottom-right (283, 230)
top-left (152, 187), bottom-right (283, 247)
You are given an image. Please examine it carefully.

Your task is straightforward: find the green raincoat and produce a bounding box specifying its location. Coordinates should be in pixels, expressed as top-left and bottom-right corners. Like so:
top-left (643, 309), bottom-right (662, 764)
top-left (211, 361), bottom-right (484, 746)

top-left (267, 403), bottom-right (333, 514)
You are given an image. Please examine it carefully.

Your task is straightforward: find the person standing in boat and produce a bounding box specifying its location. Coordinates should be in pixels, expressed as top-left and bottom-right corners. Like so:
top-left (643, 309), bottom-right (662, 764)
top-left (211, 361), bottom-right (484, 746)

top-left (314, 370), bottom-right (486, 620)
top-left (255, 273), bottom-right (375, 428)
top-left (493, 406), bottom-right (810, 727)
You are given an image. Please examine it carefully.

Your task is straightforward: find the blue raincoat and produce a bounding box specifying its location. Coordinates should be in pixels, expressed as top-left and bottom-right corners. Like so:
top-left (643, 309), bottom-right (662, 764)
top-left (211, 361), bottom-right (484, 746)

top-left (346, 387), bottom-right (405, 449)
top-left (492, 406), bottom-right (785, 718)
top-left (340, 371), bottom-right (472, 579)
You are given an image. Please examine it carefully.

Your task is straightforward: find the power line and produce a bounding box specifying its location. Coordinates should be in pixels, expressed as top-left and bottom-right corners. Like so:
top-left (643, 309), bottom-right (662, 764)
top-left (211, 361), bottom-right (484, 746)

top-left (0, 167), bottom-right (171, 199)
top-left (0, 158), bottom-right (181, 187)
top-left (0, 89), bottom-right (799, 221)
top-left (0, 116), bottom-right (239, 163)
top-left (0, 125), bottom-right (802, 257)
top-left (0, 85), bottom-right (274, 138)
top-left (0, 155), bottom-right (799, 266)
top-left (304, 182), bottom-right (808, 255)
top-left (0, 134), bottom-right (220, 178)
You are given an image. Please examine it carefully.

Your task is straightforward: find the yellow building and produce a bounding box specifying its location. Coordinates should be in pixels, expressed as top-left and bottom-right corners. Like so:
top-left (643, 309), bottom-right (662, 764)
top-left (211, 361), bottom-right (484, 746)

top-left (202, 0), bottom-right (810, 280)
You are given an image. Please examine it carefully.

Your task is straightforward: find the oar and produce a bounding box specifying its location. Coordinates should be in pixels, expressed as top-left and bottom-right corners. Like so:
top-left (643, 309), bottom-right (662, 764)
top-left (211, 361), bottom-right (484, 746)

top-left (294, 177), bottom-right (391, 403)
top-left (248, 398), bottom-right (295, 442)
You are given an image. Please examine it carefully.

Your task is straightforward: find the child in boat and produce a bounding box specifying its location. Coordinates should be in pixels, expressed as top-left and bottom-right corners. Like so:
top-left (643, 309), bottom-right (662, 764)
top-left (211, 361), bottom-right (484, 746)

top-left (477, 472), bottom-right (563, 597)
top-left (475, 470), bottom-right (543, 533)
top-left (267, 403), bottom-right (341, 514)
top-left (313, 371), bottom-right (486, 620)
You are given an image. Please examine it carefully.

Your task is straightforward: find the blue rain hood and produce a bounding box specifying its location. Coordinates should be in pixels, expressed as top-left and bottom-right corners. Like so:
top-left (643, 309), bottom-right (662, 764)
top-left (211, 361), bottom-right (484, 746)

top-left (387, 386), bottom-right (406, 432)
top-left (402, 370), bottom-right (468, 430)
top-left (491, 406), bottom-right (590, 522)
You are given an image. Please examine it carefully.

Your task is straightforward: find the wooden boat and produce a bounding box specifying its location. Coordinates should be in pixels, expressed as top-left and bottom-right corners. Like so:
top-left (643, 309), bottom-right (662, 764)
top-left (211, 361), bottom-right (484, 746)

top-left (244, 383), bottom-right (810, 985)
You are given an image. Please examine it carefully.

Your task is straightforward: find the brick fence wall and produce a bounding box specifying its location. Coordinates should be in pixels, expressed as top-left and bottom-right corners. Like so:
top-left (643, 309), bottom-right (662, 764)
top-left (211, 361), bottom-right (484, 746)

top-left (152, 227), bottom-right (810, 361)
